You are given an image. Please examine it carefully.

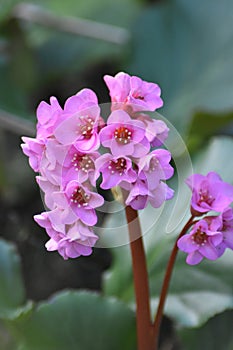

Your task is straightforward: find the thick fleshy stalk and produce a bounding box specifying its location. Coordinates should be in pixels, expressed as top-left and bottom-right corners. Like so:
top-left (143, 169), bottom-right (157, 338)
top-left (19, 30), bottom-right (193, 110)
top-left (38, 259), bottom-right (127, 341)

top-left (122, 190), bottom-right (154, 350)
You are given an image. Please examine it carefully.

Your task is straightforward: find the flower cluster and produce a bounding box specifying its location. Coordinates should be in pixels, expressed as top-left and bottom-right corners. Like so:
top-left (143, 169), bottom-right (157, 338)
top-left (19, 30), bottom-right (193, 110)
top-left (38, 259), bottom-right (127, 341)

top-left (177, 172), bottom-right (233, 265)
top-left (22, 72), bottom-right (174, 259)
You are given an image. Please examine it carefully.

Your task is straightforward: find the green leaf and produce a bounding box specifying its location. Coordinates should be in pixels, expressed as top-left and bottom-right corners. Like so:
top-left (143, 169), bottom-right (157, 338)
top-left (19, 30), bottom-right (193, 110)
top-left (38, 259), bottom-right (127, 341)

top-left (0, 321), bottom-right (17, 350)
top-left (0, 0), bottom-right (21, 23)
top-left (179, 310), bottom-right (233, 350)
top-left (103, 136), bottom-right (233, 328)
top-left (129, 0), bottom-right (233, 134)
top-left (10, 291), bottom-right (136, 350)
top-left (187, 111), bottom-right (233, 153)
top-left (0, 239), bottom-right (26, 318)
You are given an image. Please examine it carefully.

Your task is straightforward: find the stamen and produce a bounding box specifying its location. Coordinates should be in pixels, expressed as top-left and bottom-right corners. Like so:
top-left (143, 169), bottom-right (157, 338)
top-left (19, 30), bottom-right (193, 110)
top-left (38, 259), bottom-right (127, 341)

top-left (114, 126), bottom-right (132, 145)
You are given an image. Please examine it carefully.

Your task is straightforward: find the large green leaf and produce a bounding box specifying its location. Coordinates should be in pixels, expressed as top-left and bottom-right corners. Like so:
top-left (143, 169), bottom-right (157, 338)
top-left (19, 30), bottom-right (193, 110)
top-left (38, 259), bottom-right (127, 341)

top-left (10, 291), bottom-right (136, 350)
top-left (179, 310), bottom-right (233, 350)
top-left (129, 0), bottom-right (233, 134)
top-left (0, 239), bottom-right (26, 318)
top-left (103, 137), bottom-right (233, 328)
top-left (0, 237), bottom-right (135, 349)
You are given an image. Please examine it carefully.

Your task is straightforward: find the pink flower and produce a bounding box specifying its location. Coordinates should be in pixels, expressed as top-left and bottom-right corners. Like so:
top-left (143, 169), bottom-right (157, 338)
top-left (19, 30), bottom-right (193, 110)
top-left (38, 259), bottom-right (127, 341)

top-left (64, 88), bottom-right (99, 113)
top-left (39, 140), bottom-right (65, 186)
top-left (54, 89), bottom-right (101, 152)
top-left (186, 172), bottom-right (233, 215)
top-left (104, 72), bottom-right (163, 112)
top-left (125, 180), bottom-right (174, 210)
top-left (53, 181), bottom-right (104, 226)
top-left (99, 110), bottom-right (150, 157)
top-left (220, 208), bottom-right (233, 250)
top-left (21, 137), bottom-right (45, 172)
top-left (138, 149), bottom-right (174, 190)
top-left (36, 176), bottom-right (60, 210)
top-left (177, 219), bottom-right (223, 265)
top-left (136, 114), bottom-right (169, 146)
top-left (150, 120), bottom-right (169, 147)
top-left (61, 146), bottom-right (100, 187)
top-left (211, 208), bottom-right (233, 256)
top-left (34, 212), bottom-right (98, 260)
top-left (36, 96), bottom-right (63, 139)
top-left (95, 153), bottom-right (137, 189)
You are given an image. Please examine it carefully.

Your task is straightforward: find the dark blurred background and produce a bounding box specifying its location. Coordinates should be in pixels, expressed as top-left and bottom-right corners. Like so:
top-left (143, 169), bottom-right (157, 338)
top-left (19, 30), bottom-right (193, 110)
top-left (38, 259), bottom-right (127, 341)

top-left (1, 0), bottom-right (233, 349)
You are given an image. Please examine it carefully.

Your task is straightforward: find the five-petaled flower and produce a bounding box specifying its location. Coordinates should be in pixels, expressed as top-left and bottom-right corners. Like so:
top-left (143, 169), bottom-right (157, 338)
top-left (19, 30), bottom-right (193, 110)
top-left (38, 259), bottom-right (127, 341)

top-left (186, 172), bottom-right (233, 215)
top-left (99, 110), bottom-right (150, 157)
top-left (177, 219), bottom-right (223, 265)
top-left (177, 172), bottom-right (233, 265)
top-left (104, 72), bottom-right (163, 113)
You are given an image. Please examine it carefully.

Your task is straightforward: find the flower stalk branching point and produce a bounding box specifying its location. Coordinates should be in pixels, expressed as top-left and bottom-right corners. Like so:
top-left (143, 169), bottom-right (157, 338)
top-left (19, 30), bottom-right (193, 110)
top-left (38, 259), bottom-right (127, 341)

top-left (22, 71), bottom-right (233, 350)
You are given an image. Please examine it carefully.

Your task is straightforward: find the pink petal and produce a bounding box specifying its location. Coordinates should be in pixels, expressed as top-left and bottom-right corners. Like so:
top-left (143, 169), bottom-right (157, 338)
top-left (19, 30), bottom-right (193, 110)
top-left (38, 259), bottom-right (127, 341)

top-left (199, 244), bottom-right (219, 260)
top-left (186, 251), bottom-right (203, 265)
top-left (177, 234), bottom-right (197, 253)
top-left (54, 115), bottom-right (79, 145)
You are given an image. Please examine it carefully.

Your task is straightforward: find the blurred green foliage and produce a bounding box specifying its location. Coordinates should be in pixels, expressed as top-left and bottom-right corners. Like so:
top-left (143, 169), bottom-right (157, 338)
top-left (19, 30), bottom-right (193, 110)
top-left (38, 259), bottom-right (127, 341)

top-left (0, 239), bottom-right (136, 349)
top-left (103, 137), bottom-right (233, 328)
top-left (1, 0), bottom-right (233, 349)
top-left (129, 0), bottom-right (233, 137)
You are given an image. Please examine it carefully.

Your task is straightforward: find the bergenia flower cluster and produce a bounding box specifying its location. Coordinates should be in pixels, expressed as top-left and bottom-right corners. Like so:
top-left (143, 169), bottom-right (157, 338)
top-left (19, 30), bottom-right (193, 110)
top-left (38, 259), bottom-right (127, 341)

top-left (21, 72), bottom-right (174, 259)
top-left (177, 172), bottom-right (233, 265)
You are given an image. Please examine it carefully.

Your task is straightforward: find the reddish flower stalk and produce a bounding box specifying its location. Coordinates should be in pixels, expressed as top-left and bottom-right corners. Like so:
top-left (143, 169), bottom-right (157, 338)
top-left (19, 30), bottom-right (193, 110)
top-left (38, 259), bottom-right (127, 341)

top-left (152, 216), bottom-right (195, 349)
top-left (123, 192), bottom-right (154, 350)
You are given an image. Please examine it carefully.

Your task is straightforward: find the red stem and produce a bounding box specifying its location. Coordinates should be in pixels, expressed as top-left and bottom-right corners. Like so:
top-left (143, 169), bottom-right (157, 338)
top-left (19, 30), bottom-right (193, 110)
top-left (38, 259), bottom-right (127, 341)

top-left (124, 203), bottom-right (154, 350)
top-left (152, 216), bottom-right (195, 349)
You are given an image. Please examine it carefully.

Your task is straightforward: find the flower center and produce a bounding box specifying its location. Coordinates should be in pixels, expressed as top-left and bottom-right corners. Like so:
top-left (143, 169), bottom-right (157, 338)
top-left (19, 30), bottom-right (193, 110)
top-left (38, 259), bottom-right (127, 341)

top-left (149, 156), bottom-right (159, 173)
top-left (192, 229), bottom-right (207, 246)
top-left (108, 158), bottom-right (127, 175)
top-left (78, 116), bottom-right (94, 139)
top-left (71, 153), bottom-right (94, 173)
top-left (70, 186), bottom-right (90, 207)
top-left (114, 126), bottom-right (132, 144)
top-left (132, 92), bottom-right (144, 100)
top-left (198, 189), bottom-right (214, 205)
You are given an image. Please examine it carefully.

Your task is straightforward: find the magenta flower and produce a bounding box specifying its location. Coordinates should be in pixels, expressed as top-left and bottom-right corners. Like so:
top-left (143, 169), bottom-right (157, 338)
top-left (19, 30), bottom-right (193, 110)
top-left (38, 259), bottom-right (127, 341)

top-left (21, 137), bottom-right (45, 172)
top-left (54, 89), bottom-right (101, 152)
top-left (177, 220), bottom-right (223, 265)
top-left (125, 180), bottom-right (174, 210)
top-left (36, 176), bottom-right (60, 210)
top-left (138, 149), bottom-right (174, 190)
top-left (99, 110), bottom-right (150, 157)
top-left (104, 72), bottom-right (163, 112)
top-left (212, 207), bottom-right (233, 256)
top-left (125, 180), bottom-right (149, 209)
top-left (136, 114), bottom-right (169, 146)
top-left (39, 141), bottom-right (64, 186)
top-left (151, 182), bottom-right (174, 207)
top-left (54, 109), bottom-right (100, 152)
top-left (186, 172), bottom-right (233, 214)
top-left (61, 146), bottom-right (100, 187)
top-left (64, 88), bottom-right (99, 113)
top-left (95, 153), bottom-right (137, 190)
top-left (53, 181), bottom-right (104, 226)
top-left (150, 120), bottom-right (169, 147)
top-left (36, 96), bottom-right (63, 139)
top-left (34, 212), bottom-right (98, 260)
top-left (220, 208), bottom-right (233, 249)
top-left (21, 73), bottom-right (176, 260)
